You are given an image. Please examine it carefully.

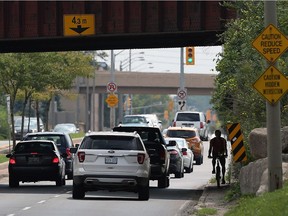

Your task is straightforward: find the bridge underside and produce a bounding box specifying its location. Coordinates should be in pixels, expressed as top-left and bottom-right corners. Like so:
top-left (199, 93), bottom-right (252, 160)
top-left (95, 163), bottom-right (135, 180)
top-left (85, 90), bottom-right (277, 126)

top-left (77, 71), bottom-right (216, 96)
top-left (0, 1), bottom-right (236, 53)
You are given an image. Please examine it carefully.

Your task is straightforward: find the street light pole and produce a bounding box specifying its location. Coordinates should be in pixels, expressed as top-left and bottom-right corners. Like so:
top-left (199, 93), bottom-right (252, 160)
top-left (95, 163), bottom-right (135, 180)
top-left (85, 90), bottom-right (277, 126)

top-left (110, 50), bottom-right (116, 129)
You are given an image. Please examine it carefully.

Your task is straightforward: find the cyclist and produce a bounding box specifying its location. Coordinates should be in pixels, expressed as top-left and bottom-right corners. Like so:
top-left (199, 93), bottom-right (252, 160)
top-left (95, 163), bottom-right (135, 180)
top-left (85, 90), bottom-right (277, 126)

top-left (208, 130), bottom-right (228, 184)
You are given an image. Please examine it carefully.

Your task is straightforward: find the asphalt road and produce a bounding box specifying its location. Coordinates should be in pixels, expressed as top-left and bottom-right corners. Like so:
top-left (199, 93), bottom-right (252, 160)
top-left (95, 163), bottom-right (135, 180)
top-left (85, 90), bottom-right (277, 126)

top-left (0, 140), bottom-right (230, 216)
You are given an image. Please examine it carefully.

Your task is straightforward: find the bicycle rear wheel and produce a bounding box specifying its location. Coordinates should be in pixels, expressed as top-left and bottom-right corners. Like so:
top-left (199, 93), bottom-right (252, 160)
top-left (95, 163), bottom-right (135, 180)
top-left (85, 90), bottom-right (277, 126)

top-left (216, 162), bottom-right (221, 188)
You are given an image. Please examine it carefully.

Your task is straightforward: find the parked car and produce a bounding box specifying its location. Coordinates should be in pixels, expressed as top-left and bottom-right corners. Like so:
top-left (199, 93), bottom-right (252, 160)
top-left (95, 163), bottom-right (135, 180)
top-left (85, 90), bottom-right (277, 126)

top-left (53, 123), bottom-right (79, 134)
top-left (70, 131), bottom-right (150, 200)
top-left (140, 114), bottom-right (162, 130)
top-left (22, 132), bottom-right (74, 179)
top-left (172, 111), bottom-right (210, 141)
top-left (113, 126), bottom-right (170, 188)
top-left (165, 126), bottom-right (203, 165)
top-left (165, 137), bottom-right (194, 173)
top-left (14, 117), bottom-right (44, 140)
top-left (6, 140), bottom-right (66, 187)
top-left (164, 138), bottom-right (185, 178)
top-left (119, 115), bottom-right (153, 127)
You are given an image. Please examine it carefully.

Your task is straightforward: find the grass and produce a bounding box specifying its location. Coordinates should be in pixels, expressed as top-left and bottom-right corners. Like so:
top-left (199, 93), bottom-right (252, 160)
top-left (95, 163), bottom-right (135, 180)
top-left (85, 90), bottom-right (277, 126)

top-left (225, 181), bottom-right (288, 216)
top-left (0, 154), bottom-right (8, 163)
top-left (70, 132), bottom-right (85, 139)
top-left (196, 208), bottom-right (217, 216)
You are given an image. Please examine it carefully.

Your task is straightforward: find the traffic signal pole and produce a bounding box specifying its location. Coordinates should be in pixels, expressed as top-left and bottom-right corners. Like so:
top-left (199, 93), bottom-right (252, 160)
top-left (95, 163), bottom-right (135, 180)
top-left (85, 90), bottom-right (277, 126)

top-left (265, 1), bottom-right (283, 192)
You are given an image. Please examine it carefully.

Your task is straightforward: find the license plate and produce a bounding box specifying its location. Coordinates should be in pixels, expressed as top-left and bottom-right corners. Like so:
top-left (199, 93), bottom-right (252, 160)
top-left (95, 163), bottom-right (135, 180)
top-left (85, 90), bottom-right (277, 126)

top-left (28, 157), bottom-right (40, 164)
top-left (105, 157), bottom-right (117, 164)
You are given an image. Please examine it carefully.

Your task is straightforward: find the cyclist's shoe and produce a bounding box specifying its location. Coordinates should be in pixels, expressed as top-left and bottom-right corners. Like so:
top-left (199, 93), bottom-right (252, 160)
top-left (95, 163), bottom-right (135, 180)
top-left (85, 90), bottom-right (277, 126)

top-left (212, 169), bottom-right (215, 174)
top-left (222, 179), bottom-right (226, 184)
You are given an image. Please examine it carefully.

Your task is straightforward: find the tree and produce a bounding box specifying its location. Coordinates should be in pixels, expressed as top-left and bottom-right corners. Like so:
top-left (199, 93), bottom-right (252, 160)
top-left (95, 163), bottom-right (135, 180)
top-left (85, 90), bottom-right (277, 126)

top-left (212, 1), bottom-right (288, 159)
top-left (0, 52), bottom-right (94, 147)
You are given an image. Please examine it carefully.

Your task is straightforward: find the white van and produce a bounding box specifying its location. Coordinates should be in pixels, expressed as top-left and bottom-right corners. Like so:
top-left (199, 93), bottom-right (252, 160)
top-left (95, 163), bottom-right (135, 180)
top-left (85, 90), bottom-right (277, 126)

top-left (172, 111), bottom-right (210, 141)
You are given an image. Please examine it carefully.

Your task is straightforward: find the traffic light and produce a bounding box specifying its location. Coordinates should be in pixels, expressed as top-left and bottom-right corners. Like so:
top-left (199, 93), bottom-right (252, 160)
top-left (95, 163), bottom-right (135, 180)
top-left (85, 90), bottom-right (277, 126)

top-left (186, 47), bottom-right (195, 65)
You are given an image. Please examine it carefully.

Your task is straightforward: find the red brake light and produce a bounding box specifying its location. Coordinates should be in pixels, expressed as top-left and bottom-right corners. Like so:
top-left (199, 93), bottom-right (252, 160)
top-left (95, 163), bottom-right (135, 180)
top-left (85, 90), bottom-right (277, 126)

top-left (200, 122), bottom-right (204, 129)
top-left (9, 157), bottom-right (16, 165)
top-left (182, 151), bottom-right (187, 156)
top-left (137, 153), bottom-right (145, 164)
top-left (78, 151), bottom-right (85, 163)
top-left (169, 150), bottom-right (178, 155)
top-left (66, 148), bottom-right (71, 158)
top-left (172, 121), bottom-right (176, 127)
top-left (52, 157), bottom-right (60, 164)
top-left (160, 149), bottom-right (165, 160)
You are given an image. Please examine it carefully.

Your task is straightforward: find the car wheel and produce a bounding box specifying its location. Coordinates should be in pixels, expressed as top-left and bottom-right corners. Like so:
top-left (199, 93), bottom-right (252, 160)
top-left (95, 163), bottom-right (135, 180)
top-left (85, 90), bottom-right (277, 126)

top-left (158, 174), bottom-right (169, 188)
top-left (138, 181), bottom-right (149, 201)
top-left (175, 171), bottom-right (182, 178)
top-left (67, 173), bottom-right (73, 180)
top-left (9, 176), bottom-right (19, 188)
top-left (196, 157), bottom-right (201, 165)
top-left (73, 183), bottom-right (85, 199)
top-left (56, 175), bottom-right (63, 186)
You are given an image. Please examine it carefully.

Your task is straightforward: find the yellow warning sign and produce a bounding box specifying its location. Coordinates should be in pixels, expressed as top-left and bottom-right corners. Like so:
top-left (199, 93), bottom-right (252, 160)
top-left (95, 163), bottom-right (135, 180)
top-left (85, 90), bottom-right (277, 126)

top-left (226, 123), bottom-right (247, 163)
top-left (64, 14), bottom-right (95, 36)
top-left (106, 93), bottom-right (119, 108)
top-left (253, 66), bottom-right (288, 104)
top-left (252, 24), bottom-right (288, 63)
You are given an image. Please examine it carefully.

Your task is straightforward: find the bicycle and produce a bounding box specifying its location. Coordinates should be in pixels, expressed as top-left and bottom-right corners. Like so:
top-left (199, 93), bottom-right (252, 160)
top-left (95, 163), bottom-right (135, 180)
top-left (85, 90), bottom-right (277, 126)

top-left (208, 155), bottom-right (224, 188)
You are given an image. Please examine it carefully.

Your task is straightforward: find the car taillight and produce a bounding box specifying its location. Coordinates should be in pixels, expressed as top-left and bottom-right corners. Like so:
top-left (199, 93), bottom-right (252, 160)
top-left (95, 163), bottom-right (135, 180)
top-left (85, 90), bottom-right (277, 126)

top-left (78, 151), bottom-right (85, 163)
top-left (137, 153), bottom-right (145, 164)
top-left (160, 149), bottom-right (165, 161)
top-left (182, 151), bottom-right (187, 156)
top-left (66, 148), bottom-right (72, 158)
top-left (52, 157), bottom-right (60, 164)
top-left (9, 157), bottom-right (16, 165)
top-left (200, 122), bottom-right (204, 129)
top-left (172, 121), bottom-right (176, 127)
top-left (169, 150), bottom-right (178, 155)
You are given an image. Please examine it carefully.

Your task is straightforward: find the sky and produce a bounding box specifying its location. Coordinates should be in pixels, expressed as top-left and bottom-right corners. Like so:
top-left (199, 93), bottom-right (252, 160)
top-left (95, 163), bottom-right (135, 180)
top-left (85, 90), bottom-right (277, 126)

top-left (103, 46), bottom-right (223, 74)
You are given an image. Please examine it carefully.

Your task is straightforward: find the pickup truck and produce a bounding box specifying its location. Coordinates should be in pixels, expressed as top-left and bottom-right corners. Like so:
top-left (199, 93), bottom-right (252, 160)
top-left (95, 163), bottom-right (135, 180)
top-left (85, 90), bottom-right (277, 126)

top-left (113, 126), bottom-right (170, 188)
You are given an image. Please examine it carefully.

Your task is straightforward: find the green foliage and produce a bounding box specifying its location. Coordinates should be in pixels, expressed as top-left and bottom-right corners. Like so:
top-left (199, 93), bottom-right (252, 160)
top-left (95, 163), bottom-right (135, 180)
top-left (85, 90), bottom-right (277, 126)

top-left (212, 1), bottom-right (288, 152)
top-left (196, 208), bottom-right (217, 216)
top-left (226, 181), bottom-right (288, 216)
top-left (0, 154), bottom-right (8, 163)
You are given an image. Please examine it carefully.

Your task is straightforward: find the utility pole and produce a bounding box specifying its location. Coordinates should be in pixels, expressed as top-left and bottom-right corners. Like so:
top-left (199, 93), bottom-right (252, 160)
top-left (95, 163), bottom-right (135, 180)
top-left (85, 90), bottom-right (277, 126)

top-left (110, 50), bottom-right (116, 128)
top-left (265, 1), bottom-right (283, 192)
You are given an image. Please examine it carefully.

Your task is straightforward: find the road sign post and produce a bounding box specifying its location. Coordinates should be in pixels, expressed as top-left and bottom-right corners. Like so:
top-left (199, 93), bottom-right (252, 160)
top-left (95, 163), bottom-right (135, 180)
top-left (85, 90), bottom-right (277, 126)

top-left (252, 2), bottom-right (283, 192)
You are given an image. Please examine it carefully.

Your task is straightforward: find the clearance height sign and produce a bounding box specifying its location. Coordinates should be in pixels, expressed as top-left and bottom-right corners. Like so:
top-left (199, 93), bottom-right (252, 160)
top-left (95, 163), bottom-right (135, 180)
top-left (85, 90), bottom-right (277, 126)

top-left (252, 24), bottom-right (288, 104)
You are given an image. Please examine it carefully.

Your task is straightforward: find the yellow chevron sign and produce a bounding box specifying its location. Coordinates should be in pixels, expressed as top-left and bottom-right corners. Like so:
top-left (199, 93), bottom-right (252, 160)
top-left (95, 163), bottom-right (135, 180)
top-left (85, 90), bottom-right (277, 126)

top-left (227, 123), bottom-right (247, 162)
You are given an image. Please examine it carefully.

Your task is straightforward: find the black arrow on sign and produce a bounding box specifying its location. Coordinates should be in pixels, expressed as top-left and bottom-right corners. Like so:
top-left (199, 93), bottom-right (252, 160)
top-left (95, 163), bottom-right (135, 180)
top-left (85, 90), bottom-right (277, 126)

top-left (70, 25), bottom-right (90, 34)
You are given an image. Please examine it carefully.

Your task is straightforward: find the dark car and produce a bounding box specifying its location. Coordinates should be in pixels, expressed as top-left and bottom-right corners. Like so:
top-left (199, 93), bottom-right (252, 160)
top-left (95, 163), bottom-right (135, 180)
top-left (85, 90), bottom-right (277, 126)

top-left (165, 139), bottom-right (185, 178)
top-left (113, 126), bottom-right (170, 188)
top-left (14, 117), bottom-right (44, 140)
top-left (23, 132), bottom-right (74, 179)
top-left (6, 140), bottom-right (66, 187)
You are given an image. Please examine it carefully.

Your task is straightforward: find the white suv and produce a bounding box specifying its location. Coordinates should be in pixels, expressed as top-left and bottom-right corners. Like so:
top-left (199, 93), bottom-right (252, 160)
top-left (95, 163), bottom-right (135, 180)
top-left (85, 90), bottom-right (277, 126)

top-left (172, 111), bottom-right (210, 141)
top-left (71, 131), bottom-right (151, 200)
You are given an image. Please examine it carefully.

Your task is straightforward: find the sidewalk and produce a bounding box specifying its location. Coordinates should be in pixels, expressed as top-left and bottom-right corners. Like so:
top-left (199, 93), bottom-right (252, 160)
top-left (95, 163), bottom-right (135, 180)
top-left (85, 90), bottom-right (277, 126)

top-left (181, 183), bottom-right (235, 216)
top-left (0, 161), bottom-right (8, 179)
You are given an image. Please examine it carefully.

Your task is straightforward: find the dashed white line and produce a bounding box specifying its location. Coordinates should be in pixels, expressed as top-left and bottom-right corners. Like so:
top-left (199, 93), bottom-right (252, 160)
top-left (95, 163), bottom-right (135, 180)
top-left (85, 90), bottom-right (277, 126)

top-left (22, 207), bottom-right (31, 211)
top-left (38, 200), bottom-right (46, 204)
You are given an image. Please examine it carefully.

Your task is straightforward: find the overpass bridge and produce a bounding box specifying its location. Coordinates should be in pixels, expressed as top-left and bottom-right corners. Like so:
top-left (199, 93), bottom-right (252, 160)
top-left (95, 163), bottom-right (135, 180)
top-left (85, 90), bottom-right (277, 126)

top-left (77, 71), bottom-right (216, 95)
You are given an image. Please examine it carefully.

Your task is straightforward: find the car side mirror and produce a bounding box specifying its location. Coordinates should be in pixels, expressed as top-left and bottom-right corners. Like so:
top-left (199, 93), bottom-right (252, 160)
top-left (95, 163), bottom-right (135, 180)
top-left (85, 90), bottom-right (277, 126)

top-left (207, 120), bottom-right (211, 124)
top-left (182, 148), bottom-right (187, 152)
top-left (70, 147), bottom-right (78, 154)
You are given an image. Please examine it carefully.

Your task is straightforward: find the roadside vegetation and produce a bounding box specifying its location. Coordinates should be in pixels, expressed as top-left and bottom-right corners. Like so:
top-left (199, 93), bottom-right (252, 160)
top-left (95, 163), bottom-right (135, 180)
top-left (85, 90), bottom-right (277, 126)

top-left (0, 154), bottom-right (8, 163)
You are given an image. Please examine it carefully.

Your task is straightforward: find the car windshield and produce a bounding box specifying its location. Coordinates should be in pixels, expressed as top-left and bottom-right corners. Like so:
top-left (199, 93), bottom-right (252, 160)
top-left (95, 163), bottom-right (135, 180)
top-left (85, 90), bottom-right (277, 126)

top-left (54, 124), bottom-right (76, 133)
top-left (24, 135), bottom-right (65, 146)
top-left (176, 113), bottom-right (200, 121)
top-left (123, 116), bottom-right (146, 124)
top-left (14, 142), bottom-right (55, 153)
top-left (167, 130), bottom-right (196, 138)
top-left (15, 119), bottom-right (37, 128)
top-left (80, 136), bottom-right (144, 150)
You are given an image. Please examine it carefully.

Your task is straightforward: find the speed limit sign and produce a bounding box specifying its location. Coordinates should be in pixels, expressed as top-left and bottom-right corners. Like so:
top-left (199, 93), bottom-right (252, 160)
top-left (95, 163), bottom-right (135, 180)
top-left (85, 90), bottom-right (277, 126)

top-left (107, 82), bottom-right (117, 93)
